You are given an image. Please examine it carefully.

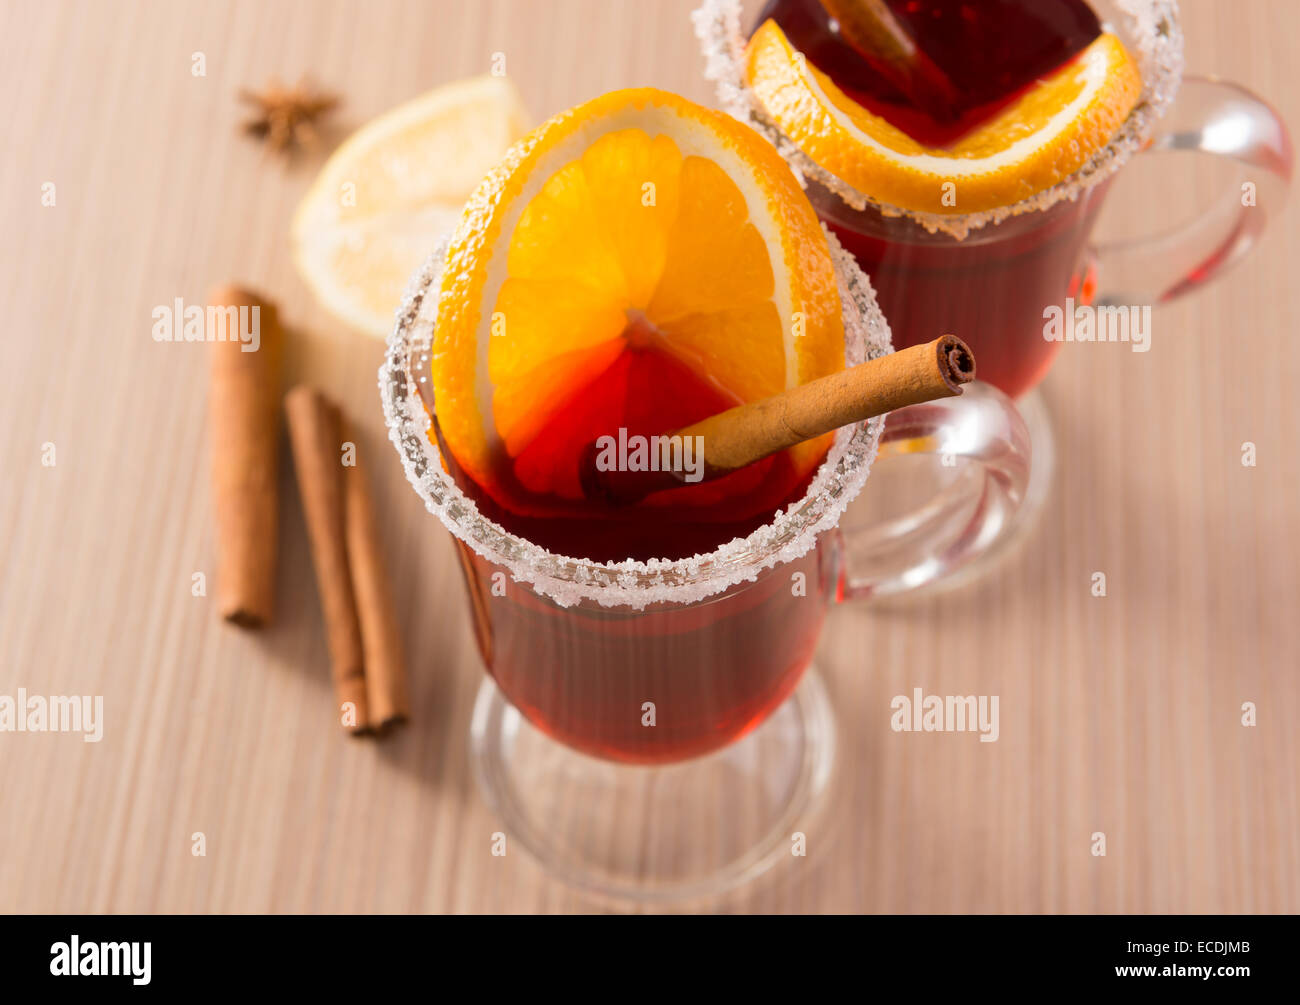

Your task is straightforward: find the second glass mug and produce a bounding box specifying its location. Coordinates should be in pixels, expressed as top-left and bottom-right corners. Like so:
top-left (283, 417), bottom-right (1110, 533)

top-left (382, 239), bottom-right (1029, 901)
top-left (711, 0), bottom-right (1294, 400)
top-left (695, 0), bottom-right (1293, 574)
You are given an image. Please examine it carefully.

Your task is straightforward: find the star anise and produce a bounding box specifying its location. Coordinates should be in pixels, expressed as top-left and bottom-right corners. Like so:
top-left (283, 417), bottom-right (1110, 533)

top-left (239, 79), bottom-right (339, 156)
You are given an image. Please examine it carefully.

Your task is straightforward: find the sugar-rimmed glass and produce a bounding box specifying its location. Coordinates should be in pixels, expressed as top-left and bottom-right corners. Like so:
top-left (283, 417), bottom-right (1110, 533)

top-left (381, 229), bottom-right (1028, 901)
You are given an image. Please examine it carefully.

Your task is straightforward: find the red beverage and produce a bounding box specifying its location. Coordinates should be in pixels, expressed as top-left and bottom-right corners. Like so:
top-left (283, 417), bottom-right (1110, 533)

top-left (441, 343), bottom-right (817, 565)
top-left (453, 538), bottom-right (833, 763)
top-left (755, 0), bottom-right (1110, 398)
top-left (435, 344), bottom-right (831, 763)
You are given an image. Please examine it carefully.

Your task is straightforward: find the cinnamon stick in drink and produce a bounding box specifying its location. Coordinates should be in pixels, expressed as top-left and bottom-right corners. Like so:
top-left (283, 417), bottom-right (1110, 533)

top-left (209, 285), bottom-right (283, 627)
top-left (341, 419), bottom-right (409, 732)
top-left (820, 0), bottom-right (961, 124)
top-left (585, 334), bottom-right (975, 505)
top-left (285, 387), bottom-right (369, 734)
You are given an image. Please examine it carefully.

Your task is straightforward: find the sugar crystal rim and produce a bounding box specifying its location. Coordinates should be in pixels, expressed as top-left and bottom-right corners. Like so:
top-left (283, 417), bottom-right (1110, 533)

top-left (379, 230), bottom-right (891, 610)
top-left (691, 0), bottom-right (1184, 239)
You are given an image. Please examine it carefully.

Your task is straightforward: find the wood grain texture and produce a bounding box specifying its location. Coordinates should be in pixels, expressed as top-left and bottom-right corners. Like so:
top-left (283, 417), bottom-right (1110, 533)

top-left (0, 0), bottom-right (1296, 914)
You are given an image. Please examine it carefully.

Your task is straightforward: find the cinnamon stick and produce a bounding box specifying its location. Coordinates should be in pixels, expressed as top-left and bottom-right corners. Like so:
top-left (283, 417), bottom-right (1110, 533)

top-left (209, 285), bottom-right (283, 627)
top-left (341, 419), bottom-right (409, 732)
top-left (820, 0), bottom-right (961, 124)
top-left (285, 386), bottom-right (369, 734)
top-left (585, 334), bottom-right (975, 505)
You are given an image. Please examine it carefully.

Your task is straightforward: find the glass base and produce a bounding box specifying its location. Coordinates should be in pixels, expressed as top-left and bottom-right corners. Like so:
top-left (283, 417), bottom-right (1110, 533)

top-left (469, 667), bottom-right (836, 905)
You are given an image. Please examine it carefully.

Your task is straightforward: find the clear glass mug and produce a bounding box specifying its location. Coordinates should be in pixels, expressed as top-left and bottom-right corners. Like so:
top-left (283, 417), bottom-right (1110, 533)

top-left (696, 0), bottom-right (1293, 554)
top-left (381, 239), bottom-right (1029, 901)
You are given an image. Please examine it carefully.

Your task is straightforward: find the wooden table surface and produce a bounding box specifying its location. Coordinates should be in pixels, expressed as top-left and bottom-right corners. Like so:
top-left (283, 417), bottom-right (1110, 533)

top-left (1, 0), bottom-right (1296, 914)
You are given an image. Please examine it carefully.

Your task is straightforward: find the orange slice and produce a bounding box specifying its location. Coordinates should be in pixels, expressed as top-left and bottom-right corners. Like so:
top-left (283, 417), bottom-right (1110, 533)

top-left (745, 19), bottom-right (1143, 214)
top-left (432, 87), bottom-right (844, 502)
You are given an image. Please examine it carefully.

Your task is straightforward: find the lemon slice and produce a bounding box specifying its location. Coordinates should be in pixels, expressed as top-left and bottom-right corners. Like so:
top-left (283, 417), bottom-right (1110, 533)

top-left (292, 75), bottom-right (531, 337)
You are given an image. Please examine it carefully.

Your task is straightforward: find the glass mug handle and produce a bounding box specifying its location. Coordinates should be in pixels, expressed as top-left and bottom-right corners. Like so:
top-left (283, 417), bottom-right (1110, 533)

top-left (1088, 77), bottom-right (1293, 305)
top-left (834, 382), bottom-right (1031, 600)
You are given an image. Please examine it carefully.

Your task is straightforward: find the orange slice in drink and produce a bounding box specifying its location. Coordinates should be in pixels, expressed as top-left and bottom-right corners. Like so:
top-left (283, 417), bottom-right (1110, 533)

top-left (431, 87), bottom-right (844, 505)
top-left (744, 19), bottom-right (1143, 214)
